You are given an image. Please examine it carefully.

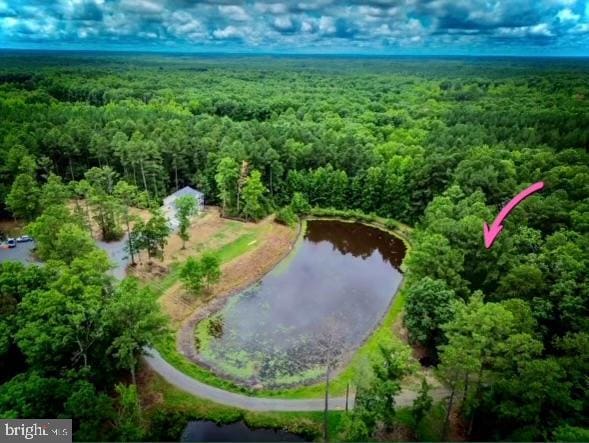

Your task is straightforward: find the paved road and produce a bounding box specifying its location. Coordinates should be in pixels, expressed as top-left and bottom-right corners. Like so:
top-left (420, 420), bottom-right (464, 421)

top-left (145, 348), bottom-right (447, 411)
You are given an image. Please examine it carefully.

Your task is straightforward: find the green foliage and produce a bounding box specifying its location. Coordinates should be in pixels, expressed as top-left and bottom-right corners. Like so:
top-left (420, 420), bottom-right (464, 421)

top-left (180, 252), bottom-right (221, 295)
top-left (215, 157), bottom-right (239, 216)
top-left (53, 223), bottom-right (96, 264)
top-left (26, 204), bottom-right (91, 263)
top-left (404, 277), bottom-right (457, 348)
top-left (40, 173), bottom-right (70, 208)
top-left (411, 378), bottom-right (433, 431)
top-left (241, 170), bottom-right (268, 221)
top-left (114, 383), bottom-right (144, 442)
top-left (275, 206), bottom-right (298, 227)
top-left (341, 344), bottom-right (414, 438)
top-left (132, 209), bottom-right (171, 260)
top-left (6, 173), bottom-right (40, 220)
top-left (290, 192), bottom-right (311, 215)
top-left (106, 278), bottom-right (167, 383)
top-left (200, 252), bottom-right (221, 288)
top-left (85, 166), bottom-right (124, 241)
top-left (1, 55), bottom-right (588, 440)
top-left (180, 257), bottom-right (205, 295)
top-left (175, 194), bottom-right (198, 248)
top-left (553, 425), bottom-right (589, 442)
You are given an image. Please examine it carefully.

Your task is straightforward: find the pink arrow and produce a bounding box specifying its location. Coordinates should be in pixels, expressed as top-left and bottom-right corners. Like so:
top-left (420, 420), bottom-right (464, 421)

top-left (484, 181), bottom-right (544, 249)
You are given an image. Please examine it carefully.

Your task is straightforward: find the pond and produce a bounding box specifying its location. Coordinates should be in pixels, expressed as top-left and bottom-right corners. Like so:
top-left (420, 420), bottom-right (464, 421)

top-left (195, 219), bottom-right (406, 387)
top-left (181, 420), bottom-right (306, 442)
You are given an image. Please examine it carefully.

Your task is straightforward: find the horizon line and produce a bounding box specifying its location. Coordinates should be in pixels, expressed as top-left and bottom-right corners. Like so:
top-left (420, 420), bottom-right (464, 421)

top-left (1, 47), bottom-right (588, 59)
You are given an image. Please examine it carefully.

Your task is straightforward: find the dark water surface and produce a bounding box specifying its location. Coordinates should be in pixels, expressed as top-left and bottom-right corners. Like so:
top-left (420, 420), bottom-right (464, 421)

top-left (197, 220), bottom-right (406, 386)
top-left (181, 420), bottom-right (306, 442)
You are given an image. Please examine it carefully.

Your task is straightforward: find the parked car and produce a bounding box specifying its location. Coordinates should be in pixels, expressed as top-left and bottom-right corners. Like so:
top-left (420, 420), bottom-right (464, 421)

top-left (16, 235), bottom-right (33, 242)
top-left (6, 238), bottom-right (16, 248)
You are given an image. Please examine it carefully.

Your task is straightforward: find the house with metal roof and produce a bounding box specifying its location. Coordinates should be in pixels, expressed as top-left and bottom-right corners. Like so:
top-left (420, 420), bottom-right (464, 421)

top-left (162, 186), bottom-right (204, 231)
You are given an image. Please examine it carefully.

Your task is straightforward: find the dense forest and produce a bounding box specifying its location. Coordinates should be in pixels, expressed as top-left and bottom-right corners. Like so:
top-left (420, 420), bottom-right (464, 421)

top-left (0, 53), bottom-right (588, 441)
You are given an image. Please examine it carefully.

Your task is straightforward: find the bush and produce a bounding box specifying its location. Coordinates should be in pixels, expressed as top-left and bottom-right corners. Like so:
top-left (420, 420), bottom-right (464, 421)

top-left (309, 207), bottom-right (376, 223)
top-left (275, 206), bottom-right (298, 227)
top-left (553, 425), bottom-right (589, 442)
top-left (290, 192), bottom-right (311, 215)
top-left (180, 257), bottom-right (205, 295)
top-left (384, 219), bottom-right (399, 230)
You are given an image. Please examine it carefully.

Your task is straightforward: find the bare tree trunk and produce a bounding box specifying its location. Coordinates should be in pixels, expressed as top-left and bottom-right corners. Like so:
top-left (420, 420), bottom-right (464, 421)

top-left (125, 207), bottom-right (135, 266)
top-left (442, 384), bottom-right (456, 441)
top-left (462, 374), bottom-right (469, 405)
top-left (69, 158), bottom-right (75, 181)
top-left (236, 184), bottom-right (241, 215)
top-left (140, 160), bottom-right (148, 194)
top-left (84, 200), bottom-right (93, 239)
top-left (131, 162), bottom-right (138, 186)
top-left (345, 383), bottom-right (349, 412)
top-left (467, 367), bottom-right (484, 437)
top-left (270, 169), bottom-right (273, 196)
top-left (174, 157), bottom-right (179, 191)
top-left (152, 175), bottom-right (159, 199)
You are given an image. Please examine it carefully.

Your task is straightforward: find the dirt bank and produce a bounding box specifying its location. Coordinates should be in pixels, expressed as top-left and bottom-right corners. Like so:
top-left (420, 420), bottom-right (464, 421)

top-left (156, 211), bottom-right (296, 327)
top-left (176, 220), bottom-right (299, 367)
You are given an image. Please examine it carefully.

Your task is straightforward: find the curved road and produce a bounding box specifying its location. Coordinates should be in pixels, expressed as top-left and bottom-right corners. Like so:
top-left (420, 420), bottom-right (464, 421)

top-left (144, 348), bottom-right (447, 412)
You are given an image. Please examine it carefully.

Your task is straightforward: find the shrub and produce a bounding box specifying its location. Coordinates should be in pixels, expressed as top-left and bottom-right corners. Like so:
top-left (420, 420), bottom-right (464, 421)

top-left (290, 192), bottom-right (311, 215)
top-left (384, 219), bottom-right (400, 230)
top-left (275, 206), bottom-right (298, 227)
top-left (180, 257), bottom-right (205, 295)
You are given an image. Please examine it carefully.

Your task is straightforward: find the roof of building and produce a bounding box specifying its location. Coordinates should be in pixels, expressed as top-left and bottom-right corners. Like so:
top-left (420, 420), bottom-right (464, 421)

top-left (164, 186), bottom-right (203, 204)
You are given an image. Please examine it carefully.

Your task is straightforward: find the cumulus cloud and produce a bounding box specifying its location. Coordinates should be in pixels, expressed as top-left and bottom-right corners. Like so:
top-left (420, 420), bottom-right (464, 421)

top-left (0, 0), bottom-right (587, 54)
top-left (213, 25), bottom-right (242, 39)
top-left (557, 8), bottom-right (580, 22)
top-left (218, 5), bottom-right (249, 21)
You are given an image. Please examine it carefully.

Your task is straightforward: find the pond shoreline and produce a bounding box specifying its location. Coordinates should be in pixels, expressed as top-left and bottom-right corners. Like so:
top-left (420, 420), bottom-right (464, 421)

top-left (176, 215), bottom-right (408, 391)
top-left (176, 219), bottom-right (305, 388)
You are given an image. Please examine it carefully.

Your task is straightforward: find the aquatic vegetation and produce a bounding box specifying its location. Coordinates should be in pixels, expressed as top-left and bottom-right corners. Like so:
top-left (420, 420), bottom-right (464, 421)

top-left (194, 220), bottom-right (405, 387)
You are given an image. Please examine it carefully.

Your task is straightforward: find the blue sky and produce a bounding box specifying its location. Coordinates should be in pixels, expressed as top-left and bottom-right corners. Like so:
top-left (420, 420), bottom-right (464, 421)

top-left (1, 0), bottom-right (588, 55)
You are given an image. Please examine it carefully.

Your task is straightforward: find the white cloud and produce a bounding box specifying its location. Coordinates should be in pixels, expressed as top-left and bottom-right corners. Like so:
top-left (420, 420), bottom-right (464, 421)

top-left (557, 8), bottom-right (580, 22)
top-left (301, 18), bottom-right (315, 33)
top-left (273, 15), bottom-right (293, 31)
top-left (164, 11), bottom-right (206, 40)
top-left (213, 25), bottom-right (241, 39)
top-left (571, 23), bottom-right (589, 33)
top-left (120, 0), bottom-right (163, 15)
top-left (254, 2), bottom-right (288, 14)
top-left (530, 23), bottom-right (554, 36)
top-left (219, 5), bottom-right (249, 21)
top-left (0, 0), bottom-right (16, 15)
top-left (318, 16), bottom-right (335, 34)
